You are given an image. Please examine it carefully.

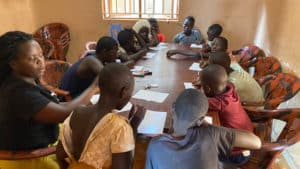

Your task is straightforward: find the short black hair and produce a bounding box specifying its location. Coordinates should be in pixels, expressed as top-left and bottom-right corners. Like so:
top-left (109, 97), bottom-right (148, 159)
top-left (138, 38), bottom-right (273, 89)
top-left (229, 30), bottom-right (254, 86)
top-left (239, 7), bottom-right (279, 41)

top-left (174, 89), bottom-right (208, 120)
top-left (148, 18), bottom-right (158, 25)
top-left (215, 36), bottom-right (228, 50)
top-left (0, 31), bottom-right (33, 85)
top-left (98, 63), bottom-right (133, 95)
top-left (185, 16), bottom-right (195, 23)
top-left (208, 24), bottom-right (223, 36)
top-left (200, 64), bottom-right (227, 88)
top-left (118, 30), bottom-right (134, 47)
top-left (95, 36), bottom-right (118, 56)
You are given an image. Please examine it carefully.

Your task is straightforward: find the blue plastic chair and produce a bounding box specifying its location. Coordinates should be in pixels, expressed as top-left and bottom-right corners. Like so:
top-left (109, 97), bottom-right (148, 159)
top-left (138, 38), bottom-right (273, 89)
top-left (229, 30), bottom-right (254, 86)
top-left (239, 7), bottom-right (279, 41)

top-left (110, 24), bottom-right (123, 42)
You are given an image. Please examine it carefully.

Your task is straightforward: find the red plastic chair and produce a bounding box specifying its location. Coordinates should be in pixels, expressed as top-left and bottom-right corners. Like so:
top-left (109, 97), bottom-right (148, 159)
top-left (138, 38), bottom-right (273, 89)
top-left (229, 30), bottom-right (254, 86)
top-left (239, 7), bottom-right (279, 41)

top-left (34, 23), bottom-right (71, 61)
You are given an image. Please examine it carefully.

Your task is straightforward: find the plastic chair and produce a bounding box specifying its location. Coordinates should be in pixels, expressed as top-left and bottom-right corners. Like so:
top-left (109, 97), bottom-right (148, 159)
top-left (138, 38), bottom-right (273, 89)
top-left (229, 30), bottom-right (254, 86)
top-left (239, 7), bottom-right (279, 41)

top-left (110, 24), bottom-right (123, 42)
top-left (34, 23), bottom-right (71, 61)
top-left (40, 60), bottom-right (72, 101)
top-left (240, 107), bottom-right (300, 169)
top-left (0, 146), bottom-right (56, 160)
top-left (34, 38), bottom-right (55, 60)
top-left (242, 73), bottom-right (300, 110)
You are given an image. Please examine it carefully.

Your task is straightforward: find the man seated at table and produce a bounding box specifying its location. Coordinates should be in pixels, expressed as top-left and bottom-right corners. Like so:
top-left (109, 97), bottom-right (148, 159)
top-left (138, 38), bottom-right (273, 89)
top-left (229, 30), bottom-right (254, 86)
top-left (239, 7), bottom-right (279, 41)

top-left (117, 29), bottom-right (148, 63)
top-left (145, 89), bottom-right (261, 169)
top-left (173, 16), bottom-right (205, 45)
top-left (197, 52), bottom-right (265, 103)
top-left (166, 36), bottom-right (228, 58)
top-left (60, 36), bottom-right (120, 99)
top-left (198, 64), bottom-right (255, 165)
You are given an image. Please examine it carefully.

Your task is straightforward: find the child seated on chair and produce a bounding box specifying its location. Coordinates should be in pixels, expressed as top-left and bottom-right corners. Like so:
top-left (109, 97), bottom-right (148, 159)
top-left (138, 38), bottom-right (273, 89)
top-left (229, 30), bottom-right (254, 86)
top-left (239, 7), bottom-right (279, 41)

top-left (167, 36), bottom-right (228, 59)
top-left (204, 24), bottom-right (223, 51)
top-left (145, 89), bottom-right (261, 169)
top-left (57, 63), bottom-right (146, 169)
top-left (198, 64), bottom-right (255, 165)
top-left (60, 36), bottom-right (120, 98)
top-left (198, 51), bottom-right (265, 103)
top-left (148, 18), bottom-right (166, 42)
top-left (117, 29), bottom-right (148, 63)
top-left (132, 20), bottom-right (159, 47)
top-left (173, 16), bottom-right (205, 45)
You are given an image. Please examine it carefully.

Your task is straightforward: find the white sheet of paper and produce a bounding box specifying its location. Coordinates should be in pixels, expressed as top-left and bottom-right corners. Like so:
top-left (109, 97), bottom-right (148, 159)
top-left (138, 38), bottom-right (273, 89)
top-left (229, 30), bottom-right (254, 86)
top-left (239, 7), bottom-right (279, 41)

top-left (90, 94), bottom-right (100, 105)
top-left (184, 82), bottom-right (195, 89)
top-left (190, 44), bottom-right (203, 48)
top-left (189, 62), bottom-right (202, 71)
top-left (204, 116), bottom-right (213, 124)
top-left (133, 90), bottom-right (169, 103)
top-left (144, 53), bottom-right (155, 59)
top-left (118, 102), bottom-right (133, 112)
top-left (138, 110), bottom-right (167, 134)
top-left (130, 66), bottom-right (144, 72)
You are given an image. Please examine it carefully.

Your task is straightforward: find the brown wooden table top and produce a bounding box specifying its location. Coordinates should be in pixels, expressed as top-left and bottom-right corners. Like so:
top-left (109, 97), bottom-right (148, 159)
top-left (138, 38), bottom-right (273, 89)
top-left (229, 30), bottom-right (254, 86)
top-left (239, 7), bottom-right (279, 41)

top-left (131, 43), bottom-right (220, 129)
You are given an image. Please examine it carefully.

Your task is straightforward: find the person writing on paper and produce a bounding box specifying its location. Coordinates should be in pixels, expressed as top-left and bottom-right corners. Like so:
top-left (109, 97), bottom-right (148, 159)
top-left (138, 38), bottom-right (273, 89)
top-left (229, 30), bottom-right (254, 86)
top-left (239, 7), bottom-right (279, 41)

top-left (148, 18), bottom-right (166, 42)
top-left (145, 89), bottom-right (261, 169)
top-left (57, 63), bottom-right (146, 169)
top-left (117, 29), bottom-right (148, 63)
top-left (0, 31), bottom-right (97, 169)
top-left (196, 51), bottom-right (264, 103)
top-left (166, 36), bottom-right (228, 59)
top-left (173, 16), bottom-right (205, 45)
top-left (133, 20), bottom-right (159, 47)
top-left (60, 36), bottom-right (128, 99)
top-left (198, 64), bottom-right (255, 165)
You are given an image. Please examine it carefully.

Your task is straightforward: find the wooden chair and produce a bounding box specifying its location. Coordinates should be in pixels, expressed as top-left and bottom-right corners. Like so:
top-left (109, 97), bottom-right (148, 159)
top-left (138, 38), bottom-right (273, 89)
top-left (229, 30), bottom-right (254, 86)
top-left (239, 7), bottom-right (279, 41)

top-left (34, 38), bottom-right (55, 60)
top-left (34, 23), bottom-right (71, 61)
top-left (242, 73), bottom-right (300, 109)
top-left (40, 60), bottom-right (72, 101)
top-left (251, 56), bottom-right (282, 80)
top-left (240, 107), bottom-right (300, 169)
top-left (0, 146), bottom-right (56, 160)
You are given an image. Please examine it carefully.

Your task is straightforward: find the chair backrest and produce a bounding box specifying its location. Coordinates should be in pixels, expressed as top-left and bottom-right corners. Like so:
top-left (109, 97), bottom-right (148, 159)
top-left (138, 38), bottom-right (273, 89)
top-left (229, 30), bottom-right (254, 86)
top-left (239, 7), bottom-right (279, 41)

top-left (110, 24), bottom-right (123, 42)
top-left (34, 23), bottom-right (71, 61)
top-left (41, 60), bottom-right (71, 88)
top-left (238, 45), bottom-right (265, 70)
top-left (263, 73), bottom-right (300, 109)
top-left (243, 108), bottom-right (300, 169)
top-left (253, 56), bottom-right (282, 80)
top-left (34, 38), bottom-right (55, 60)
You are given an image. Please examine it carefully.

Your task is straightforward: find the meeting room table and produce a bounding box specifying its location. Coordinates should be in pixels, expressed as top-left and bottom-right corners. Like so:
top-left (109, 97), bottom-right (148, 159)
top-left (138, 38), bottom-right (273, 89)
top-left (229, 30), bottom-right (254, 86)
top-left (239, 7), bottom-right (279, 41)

top-left (131, 43), bottom-right (221, 169)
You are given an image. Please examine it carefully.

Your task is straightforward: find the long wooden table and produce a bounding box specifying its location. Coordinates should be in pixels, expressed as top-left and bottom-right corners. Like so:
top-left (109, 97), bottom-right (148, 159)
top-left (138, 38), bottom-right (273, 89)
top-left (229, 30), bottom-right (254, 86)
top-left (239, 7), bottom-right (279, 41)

top-left (131, 43), bottom-right (220, 169)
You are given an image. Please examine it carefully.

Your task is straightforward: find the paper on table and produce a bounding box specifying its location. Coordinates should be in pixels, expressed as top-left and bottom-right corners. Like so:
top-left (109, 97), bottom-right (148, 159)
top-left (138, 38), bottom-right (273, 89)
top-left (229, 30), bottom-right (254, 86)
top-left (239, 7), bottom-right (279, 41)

top-left (130, 66), bottom-right (144, 72)
top-left (133, 90), bottom-right (169, 103)
top-left (189, 62), bottom-right (202, 71)
top-left (138, 110), bottom-right (167, 134)
top-left (90, 94), bottom-right (100, 105)
top-left (190, 44), bottom-right (203, 48)
top-left (184, 82), bottom-right (195, 89)
top-left (204, 116), bottom-right (213, 124)
top-left (90, 94), bottom-right (132, 112)
top-left (144, 53), bottom-right (155, 59)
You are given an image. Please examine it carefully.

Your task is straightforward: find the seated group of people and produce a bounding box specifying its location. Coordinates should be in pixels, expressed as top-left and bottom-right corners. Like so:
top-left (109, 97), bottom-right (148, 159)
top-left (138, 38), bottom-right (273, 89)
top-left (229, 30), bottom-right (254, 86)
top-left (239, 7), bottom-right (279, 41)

top-left (0, 16), bottom-right (263, 169)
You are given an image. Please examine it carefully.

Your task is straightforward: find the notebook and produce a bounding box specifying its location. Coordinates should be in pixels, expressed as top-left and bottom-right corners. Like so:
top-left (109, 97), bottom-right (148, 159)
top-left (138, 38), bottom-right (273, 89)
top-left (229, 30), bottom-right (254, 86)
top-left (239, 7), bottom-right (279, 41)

top-left (138, 110), bottom-right (167, 134)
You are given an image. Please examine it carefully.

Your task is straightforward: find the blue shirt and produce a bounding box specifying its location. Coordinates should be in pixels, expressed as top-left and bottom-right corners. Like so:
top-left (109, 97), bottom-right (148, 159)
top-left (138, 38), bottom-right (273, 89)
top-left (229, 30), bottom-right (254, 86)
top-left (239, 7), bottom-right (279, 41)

top-left (173, 29), bottom-right (204, 45)
top-left (59, 51), bottom-right (97, 98)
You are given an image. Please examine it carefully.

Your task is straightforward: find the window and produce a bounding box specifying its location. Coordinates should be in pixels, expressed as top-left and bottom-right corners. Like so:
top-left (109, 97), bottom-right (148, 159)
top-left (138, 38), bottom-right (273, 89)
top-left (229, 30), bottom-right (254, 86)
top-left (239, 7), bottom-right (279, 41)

top-left (102, 0), bottom-right (180, 21)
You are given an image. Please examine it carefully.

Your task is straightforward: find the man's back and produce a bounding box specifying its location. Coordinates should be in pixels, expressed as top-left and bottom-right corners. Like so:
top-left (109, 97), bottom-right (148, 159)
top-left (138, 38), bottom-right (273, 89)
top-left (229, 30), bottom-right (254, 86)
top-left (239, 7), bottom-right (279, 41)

top-left (145, 125), bottom-right (235, 169)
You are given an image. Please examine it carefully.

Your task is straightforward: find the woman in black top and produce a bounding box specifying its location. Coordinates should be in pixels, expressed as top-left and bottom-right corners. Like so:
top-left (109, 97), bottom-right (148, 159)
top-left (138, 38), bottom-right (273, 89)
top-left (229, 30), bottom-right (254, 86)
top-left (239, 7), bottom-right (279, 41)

top-left (0, 31), bottom-right (97, 169)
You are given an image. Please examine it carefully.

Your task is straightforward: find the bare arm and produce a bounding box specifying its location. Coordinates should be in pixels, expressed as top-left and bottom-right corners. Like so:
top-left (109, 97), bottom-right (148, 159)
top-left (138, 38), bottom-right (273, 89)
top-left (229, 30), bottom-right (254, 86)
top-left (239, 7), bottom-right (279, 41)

top-left (166, 49), bottom-right (203, 58)
top-left (233, 129), bottom-right (262, 150)
top-left (149, 30), bottom-right (159, 47)
top-left (33, 78), bottom-right (98, 123)
top-left (112, 151), bottom-right (134, 169)
top-left (119, 48), bottom-right (147, 62)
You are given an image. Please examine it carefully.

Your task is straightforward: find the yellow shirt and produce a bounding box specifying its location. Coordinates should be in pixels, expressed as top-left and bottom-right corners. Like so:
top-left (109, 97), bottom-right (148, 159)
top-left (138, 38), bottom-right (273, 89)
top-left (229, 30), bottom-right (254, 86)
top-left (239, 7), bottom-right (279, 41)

top-left (229, 62), bottom-right (265, 102)
top-left (60, 111), bottom-right (135, 169)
